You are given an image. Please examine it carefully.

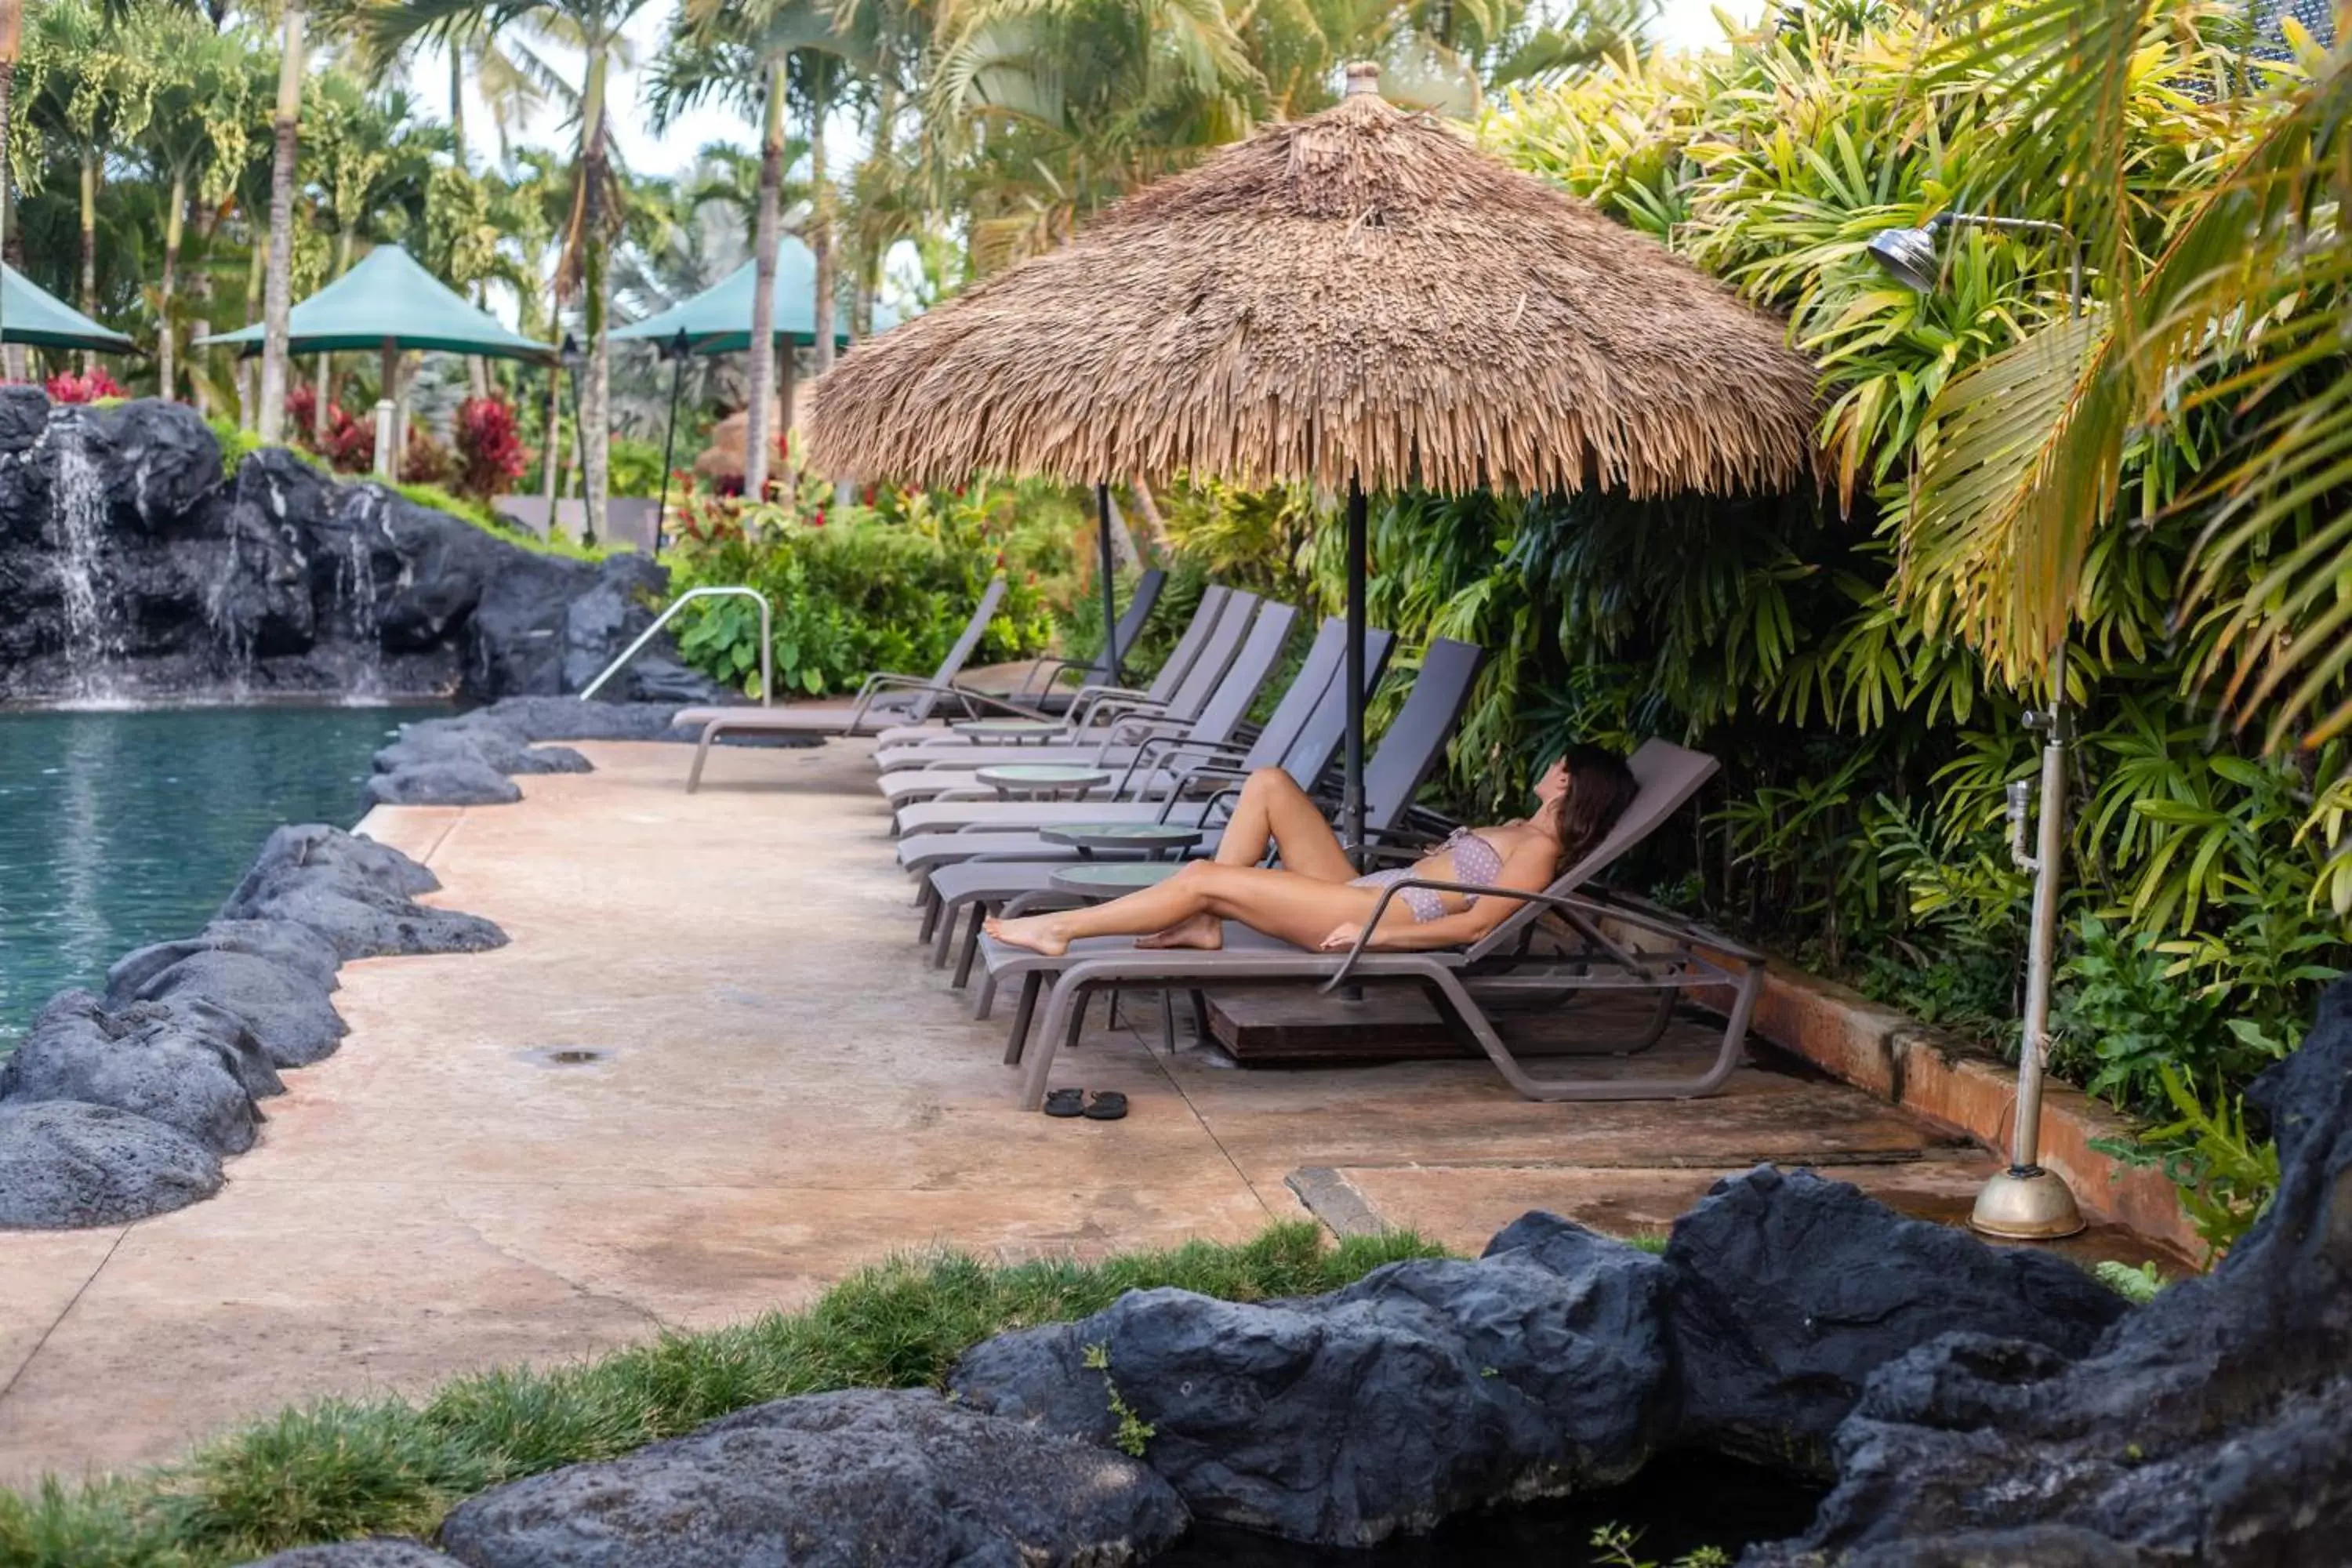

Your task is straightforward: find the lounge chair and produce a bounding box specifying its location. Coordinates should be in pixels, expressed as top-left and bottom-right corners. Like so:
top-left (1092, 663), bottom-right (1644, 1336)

top-left (1004, 568), bottom-right (1167, 714)
top-left (888, 637), bottom-right (1483, 862)
top-left (909, 619), bottom-right (1394, 976)
top-left (871, 586), bottom-right (1238, 759)
top-left (676, 575), bottom-right (1007, 791)
top-left (877, 601), bottom-right (1298, 811)
top-left (915, 630), bottom-right (1475, 986)
top-left (978, 739), bottom-right (1760, 1109)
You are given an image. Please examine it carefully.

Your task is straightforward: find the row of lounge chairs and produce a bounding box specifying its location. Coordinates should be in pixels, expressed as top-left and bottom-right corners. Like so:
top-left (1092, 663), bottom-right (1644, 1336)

top-left (676, 577), bottom-right (1763, 1111)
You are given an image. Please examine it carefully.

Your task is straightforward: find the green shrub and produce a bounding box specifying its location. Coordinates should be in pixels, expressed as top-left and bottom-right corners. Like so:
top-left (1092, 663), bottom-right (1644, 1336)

top-left (666, 479), bottom-right (1062, 699)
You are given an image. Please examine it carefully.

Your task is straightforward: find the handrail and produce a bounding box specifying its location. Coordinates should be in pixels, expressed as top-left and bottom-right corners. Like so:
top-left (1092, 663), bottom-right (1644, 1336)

top-left (578, 586), bottom-right (772, 705)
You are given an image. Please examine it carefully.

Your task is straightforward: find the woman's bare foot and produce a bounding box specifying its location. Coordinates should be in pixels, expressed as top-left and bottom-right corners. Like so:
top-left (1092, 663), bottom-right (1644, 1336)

top-left (986, 913), bottom-right (1070, 956)
top-left (1136, 912), bottom-right (1223, 950)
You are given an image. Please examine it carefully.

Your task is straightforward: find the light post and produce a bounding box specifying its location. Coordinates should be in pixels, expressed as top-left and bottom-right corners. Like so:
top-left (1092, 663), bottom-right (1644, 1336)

top-left (1871, 209), bottom-right (2086, 1241)
top-left (560, 332), bottom-right (591, 546)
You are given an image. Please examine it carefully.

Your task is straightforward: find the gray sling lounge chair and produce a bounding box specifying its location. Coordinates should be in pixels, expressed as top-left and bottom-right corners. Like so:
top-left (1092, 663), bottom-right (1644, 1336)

top-left (977, 739), bottom-right (1759, 1109)
top-left (1006, 568), bottom-right (1167, 714)
top-left (676, 575), bottom-right (1007, 791)
top-left (873, 586), bottom-right (1236, 758)
top-left (912, 619), bottom-right (1396, 978)
top-left (878, 601), bottom-right (1298, 810)
top-left (890, 634), bottom-right (1475, 877)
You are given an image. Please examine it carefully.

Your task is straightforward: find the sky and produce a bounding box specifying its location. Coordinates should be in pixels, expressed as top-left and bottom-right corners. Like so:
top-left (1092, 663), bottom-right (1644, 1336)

top-left (419, 0), bottom-right (1771, 184)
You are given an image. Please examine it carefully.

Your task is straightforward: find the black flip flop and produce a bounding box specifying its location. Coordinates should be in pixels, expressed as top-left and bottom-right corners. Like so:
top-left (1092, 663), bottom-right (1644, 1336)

top-left (1044, 1088), bottom-right (1086, 1118)
top-left (1083, 1091), bottom-right (1128, 1121)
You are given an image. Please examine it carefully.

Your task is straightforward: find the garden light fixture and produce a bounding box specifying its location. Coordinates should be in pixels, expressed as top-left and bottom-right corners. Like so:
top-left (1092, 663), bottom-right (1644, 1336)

top-left (655, 328), bottom-right (692, 554)
top-left (1871, 209), bottom-right (2086, 1241)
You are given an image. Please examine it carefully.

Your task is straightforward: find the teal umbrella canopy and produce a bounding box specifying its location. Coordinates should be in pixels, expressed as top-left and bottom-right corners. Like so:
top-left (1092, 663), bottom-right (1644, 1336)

top-left (2, 263), bottom-right (137, 353)
top-left (612, 243), bottom-right (900, 355)
top-left (194, 246), bottom-right (554, 361)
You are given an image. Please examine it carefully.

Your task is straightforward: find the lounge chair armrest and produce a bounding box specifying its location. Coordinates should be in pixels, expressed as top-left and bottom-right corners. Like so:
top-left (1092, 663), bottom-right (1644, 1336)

top-left (1570, 887), bottom-right (1766, 967)
top-left (1016, 655), bottom-right (1094, 698)
top-left (1317, 877), bottom-right (1682, 993)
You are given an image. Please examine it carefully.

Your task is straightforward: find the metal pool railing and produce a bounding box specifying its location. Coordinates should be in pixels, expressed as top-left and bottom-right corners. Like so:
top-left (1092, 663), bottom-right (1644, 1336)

top-left (578, 586), bottom-right (772, 706)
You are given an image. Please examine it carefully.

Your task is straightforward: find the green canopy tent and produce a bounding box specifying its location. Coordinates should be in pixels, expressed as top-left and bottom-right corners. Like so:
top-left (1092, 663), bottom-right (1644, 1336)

top-left (613, 242), bottom-right (902, 535)
top-left (1, 262), bottom-right (138, 354)
top-left (196, 245), bottom-right (553, 478)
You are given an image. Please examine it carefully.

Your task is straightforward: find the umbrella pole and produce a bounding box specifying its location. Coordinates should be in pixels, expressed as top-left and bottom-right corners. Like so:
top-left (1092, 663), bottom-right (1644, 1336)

top-left (1345, 477), bottom-right (1367, 866)
top-left (1095, 480), bottom-right (1120, 688)
top-left (655, 335), bottom-right (687, 554)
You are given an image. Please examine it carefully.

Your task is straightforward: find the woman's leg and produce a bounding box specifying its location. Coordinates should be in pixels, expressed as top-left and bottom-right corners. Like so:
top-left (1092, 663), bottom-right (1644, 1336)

top-left (989, 862), bottom-right (1382, 956)
top-left (1214, 769), bottom-right (1356, 881)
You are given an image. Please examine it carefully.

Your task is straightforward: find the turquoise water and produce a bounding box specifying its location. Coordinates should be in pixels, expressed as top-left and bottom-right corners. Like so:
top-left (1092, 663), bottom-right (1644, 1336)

top-left (0, 705), bottom-right (442, 1047)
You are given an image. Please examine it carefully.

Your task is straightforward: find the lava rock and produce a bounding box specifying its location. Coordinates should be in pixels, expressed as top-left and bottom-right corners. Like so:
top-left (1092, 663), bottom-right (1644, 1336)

top-left (109, 920), bottom-right (344, 994)
top-left (365, 759), bottom-right (524, 808)
top-left (434, 1388), bottom-right (1189, 1568)
top-left (97, 399), bottom-right (223, 535)
top-left (376, 716), bottom-right (593, 776)
top-left (1663, 1165), bottom-right (2127, 1474)
top-left (111, 949), bottom-right (347, 1070)
top-left (234, 824), bottom-right (442, 898)
top-left (0, 382), bottom-right (49, 456)
top-left (240, 1540), bottom-right (463, 1566)
top-left (1748, 975), bottom-right (2352, 1567)
top-left (475, 695), bottom-right (699, 742)
top-left (0, 990), bottom-right (265, 1153)
top-left (950, 1229), bottom-right (1671, 1546)
top-left (0, 1100), bottom-right (223, 1228)
top-left (218, 826), bottom-right (506, 961)
top-left (374, 488), bottom-right (510, 651)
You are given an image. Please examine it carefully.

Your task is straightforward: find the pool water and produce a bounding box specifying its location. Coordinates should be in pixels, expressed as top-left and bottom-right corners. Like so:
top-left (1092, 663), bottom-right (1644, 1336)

top-left (0, 704), bottom-right (443, 1047)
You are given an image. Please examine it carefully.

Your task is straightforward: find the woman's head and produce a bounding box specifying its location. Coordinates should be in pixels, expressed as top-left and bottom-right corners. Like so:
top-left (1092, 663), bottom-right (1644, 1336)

top-left (1535, 744), bottom-right (1639, 875)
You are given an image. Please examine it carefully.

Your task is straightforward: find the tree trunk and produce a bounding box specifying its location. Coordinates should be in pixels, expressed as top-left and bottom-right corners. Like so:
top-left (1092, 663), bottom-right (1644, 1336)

top-left (241, 238), bottom-right (265, 430)
top-left (0, 44), bottom-right (16, 374)
top-left (1126, 474), bottom-right (1169, 553)
top-left (314, 227), bottom-right (351, 444)
top-left (156, 169), bottom-right (187, 401)
top-left (742, 55), bottom-right (786, 502)
top-left (77, 151), bottom-right (96, 376)
top-left (258, 0), bottom-right (305, 445)
top-left (809, 70), bottom-right (834, 383)
top-left (448, 41), bottom-right (466, 169)
top-left (577, 42), bottom-right (610, 546)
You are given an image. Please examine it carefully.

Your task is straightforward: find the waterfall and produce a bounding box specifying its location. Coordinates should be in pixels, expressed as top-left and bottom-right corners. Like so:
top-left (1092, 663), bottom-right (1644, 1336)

top-left (205, 465), bottom-right (258, 695)
top-left (337, 493), bottom-right (390, 702)
top-left (53, 421), bottom-right (122, 706)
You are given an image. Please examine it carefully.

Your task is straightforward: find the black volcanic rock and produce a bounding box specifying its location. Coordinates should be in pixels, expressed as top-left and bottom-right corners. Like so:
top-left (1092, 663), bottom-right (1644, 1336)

top-left (435, 1388), bottom-right (1189, 1568)
top-left (110, 949), bottom-right (347, 1070)
top-left (1745, 975), bottom-right (2352, 1566)
top-left (0, 1101), bottom-right (223, 1228)
top-left (0, 990), bottom-right (266, 1154)
top-left (0, 397), bottom-right (727, 705)
top-left (951, 1226), bottom-right (1672, 1546)
top-left (1662, 1165), bottom-right (2127, 1474)
top-left (217, 825), bottom-right (506, 960)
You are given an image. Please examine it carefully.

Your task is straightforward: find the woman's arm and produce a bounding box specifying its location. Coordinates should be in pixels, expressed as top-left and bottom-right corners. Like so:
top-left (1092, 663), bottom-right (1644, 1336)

top-left (1318, 839), bottom-right (1559, 953)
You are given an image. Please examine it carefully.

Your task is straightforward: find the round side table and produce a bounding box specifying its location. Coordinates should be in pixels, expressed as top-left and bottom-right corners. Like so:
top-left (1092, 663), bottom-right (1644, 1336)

top-left (974, 763), bottom-right (1112, 800)
top-left (1039, 822), bottom-right (1203, 861)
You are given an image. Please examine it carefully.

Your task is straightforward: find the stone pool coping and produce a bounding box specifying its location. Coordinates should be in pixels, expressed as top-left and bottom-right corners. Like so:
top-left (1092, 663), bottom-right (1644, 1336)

top-left (1602, 917), bottom-right (2205, 1262)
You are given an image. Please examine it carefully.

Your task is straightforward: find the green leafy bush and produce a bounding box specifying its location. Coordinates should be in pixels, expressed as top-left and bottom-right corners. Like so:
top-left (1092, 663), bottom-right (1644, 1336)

top-left (665, 479), bottom-right (1061, 699)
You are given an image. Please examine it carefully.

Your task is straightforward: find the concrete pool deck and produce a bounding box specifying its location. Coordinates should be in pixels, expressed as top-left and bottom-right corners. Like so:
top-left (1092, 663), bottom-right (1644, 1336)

top-left (0, 735), bottom-right (2161, 1486)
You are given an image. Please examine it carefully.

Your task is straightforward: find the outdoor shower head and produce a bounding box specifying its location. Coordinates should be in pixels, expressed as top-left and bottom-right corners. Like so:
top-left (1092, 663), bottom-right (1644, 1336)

top-left (1866, 225), bottom-right (1943, 293)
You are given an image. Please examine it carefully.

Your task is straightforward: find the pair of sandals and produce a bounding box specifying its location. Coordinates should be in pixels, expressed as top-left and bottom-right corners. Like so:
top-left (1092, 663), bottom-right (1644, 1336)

top-left (1043, 1088), bottom-right (1128, 1121)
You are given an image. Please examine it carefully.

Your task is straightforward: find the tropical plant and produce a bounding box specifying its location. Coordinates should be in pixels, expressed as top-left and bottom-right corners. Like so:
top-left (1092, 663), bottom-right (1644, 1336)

top-left (373, 0), bottom-right (661, 545)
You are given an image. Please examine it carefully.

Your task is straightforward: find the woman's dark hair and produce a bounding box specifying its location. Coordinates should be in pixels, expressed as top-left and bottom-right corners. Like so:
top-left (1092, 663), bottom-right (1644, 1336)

top-left (1550, 744), bottom-right (1639, 878)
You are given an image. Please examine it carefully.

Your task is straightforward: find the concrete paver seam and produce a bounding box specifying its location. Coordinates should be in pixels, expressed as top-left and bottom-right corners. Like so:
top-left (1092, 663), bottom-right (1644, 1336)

top-left (0, 1227), bottom-right (129, 1415)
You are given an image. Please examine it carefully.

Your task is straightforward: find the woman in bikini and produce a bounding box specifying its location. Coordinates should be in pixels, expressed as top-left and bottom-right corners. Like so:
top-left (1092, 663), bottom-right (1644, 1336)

top-left (985, 744), bottom-right (1639, 958)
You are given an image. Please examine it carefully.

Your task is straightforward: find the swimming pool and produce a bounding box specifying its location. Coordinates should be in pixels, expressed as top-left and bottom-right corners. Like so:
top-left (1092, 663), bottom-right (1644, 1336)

top-left (0, 703), bottom-right (442, 1047)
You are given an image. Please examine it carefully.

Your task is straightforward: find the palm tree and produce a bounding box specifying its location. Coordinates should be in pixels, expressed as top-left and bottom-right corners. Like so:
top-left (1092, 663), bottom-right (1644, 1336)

top-left (375, 0), bottom-right (657, 545)
top-left (257, 0), bottom-right (307, 440)
top-left (136, 9), bottom-right (253, 401)
top-left (652, 0), bottom-right (864, 499)
top-left (1899, 0), bottom-right (2352, 750)
top-left (305, 77), bottom-right (443, 433)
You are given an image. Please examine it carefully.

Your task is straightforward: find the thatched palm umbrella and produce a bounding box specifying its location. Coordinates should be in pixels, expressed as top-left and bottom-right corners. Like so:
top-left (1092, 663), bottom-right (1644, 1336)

top-left (813, 64), bottom-right (1820, 852)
